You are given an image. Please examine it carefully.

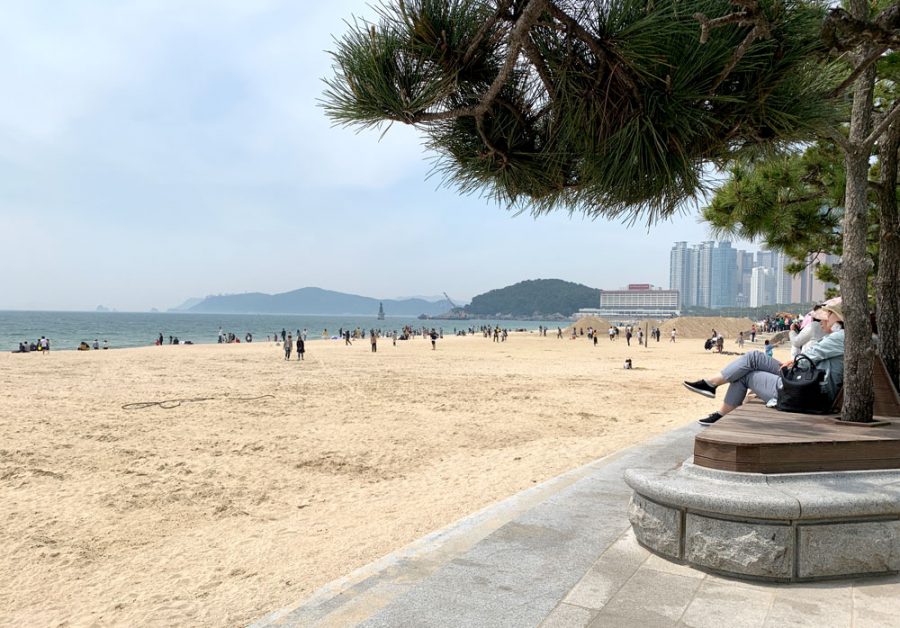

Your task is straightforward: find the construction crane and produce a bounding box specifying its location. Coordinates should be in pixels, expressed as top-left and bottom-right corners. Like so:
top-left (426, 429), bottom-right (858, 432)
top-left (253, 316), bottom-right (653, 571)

top-left (443, 292), bottom-right (458, 309)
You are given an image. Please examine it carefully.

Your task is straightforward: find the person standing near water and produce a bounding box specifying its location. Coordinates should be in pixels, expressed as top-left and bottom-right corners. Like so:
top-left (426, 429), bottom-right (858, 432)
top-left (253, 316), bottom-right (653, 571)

top-left (284, 334), bottom-right (292, 360)
top-left (297, 336), bottom-right (304, 360)
top-left (370, 330), bottom-right (377, 353)
top-left (430, 328), bottom-right (438, 350)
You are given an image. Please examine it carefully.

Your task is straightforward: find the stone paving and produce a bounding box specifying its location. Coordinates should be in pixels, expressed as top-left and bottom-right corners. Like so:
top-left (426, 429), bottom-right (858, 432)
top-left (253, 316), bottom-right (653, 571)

top-left (254, 424), bottom-right (900, 628)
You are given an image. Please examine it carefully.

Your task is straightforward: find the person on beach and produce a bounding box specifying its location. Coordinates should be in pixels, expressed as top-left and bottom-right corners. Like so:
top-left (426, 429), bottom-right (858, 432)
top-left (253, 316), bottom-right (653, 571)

top-left (683, 303), bottom-right (845, 426)
top-left (670, 328), bottom-right (676, 343)
top-left (764, 339), bottom-right (774, 357)
top-left (751, 324), bottom-right (757, 343)
top-left (737, 331), bottom-right (745, 349)
top-left (297, 336), bottom-right (304, 360)
top-left (370, 330), bottom-right (377, 353)
top-left (344, 330), bottom-right (352, 346)
top-left (93, 339), bottom-right (100, 350)
top-left (284, 334), bottom-right (292, 360)
top-left (103, 339), bottom-right (109, 350)
top-left (430, 328), bottom-right (438, 350)
top-left (40, 337), bottom-right (50, 353)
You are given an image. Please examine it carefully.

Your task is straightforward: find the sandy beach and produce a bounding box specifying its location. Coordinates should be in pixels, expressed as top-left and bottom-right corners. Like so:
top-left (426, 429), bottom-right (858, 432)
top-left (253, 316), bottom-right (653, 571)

top-left (0, 328), bottom-right (783, 626)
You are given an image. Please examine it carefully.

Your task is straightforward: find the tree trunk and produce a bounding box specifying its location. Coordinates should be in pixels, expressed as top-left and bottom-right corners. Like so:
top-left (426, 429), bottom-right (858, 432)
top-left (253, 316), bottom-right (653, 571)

top-left (840, 0), bottom-right (876, 423)
top-left (877, 120), bottom-right (900, 392)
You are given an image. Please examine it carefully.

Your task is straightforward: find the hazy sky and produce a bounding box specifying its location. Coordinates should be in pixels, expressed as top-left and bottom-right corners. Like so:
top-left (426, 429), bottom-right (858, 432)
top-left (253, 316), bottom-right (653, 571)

top-left (0, 1), bottom-right (753, 312)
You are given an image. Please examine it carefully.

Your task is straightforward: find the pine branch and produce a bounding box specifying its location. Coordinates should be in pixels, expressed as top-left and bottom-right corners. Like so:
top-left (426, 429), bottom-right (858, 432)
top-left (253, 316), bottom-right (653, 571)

top-left (463, 0), bottom-right (514, 66)
top-left (822, 5), bottom-right (900, 52)
top-left (693, 0), bottom-right (773, 93)
top-left (474, 0), bottom-right (548, 117)
top-left (828, 46), bottom-right (888, 98)
top-left (521, 34), bottom-right (556, 102)
top-left (864, 98), bottom-right (900, 149)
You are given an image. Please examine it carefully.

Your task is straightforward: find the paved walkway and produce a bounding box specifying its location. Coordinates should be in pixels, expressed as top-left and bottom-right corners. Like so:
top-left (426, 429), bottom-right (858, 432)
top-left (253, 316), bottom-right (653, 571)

top-left (253, 424), bottom-right (900, 627)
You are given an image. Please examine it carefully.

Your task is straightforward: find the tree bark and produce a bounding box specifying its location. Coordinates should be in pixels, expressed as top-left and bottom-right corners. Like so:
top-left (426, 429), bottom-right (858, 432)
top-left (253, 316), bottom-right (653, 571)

top-left (877, 120), bottom-right (900, 392)
top-left (839, 0), bottom-right (876, 422)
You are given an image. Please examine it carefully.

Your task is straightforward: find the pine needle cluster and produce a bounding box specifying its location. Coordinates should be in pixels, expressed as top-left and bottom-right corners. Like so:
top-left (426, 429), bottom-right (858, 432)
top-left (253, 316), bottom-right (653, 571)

top-left (323, 0), bottom-right (838, 224)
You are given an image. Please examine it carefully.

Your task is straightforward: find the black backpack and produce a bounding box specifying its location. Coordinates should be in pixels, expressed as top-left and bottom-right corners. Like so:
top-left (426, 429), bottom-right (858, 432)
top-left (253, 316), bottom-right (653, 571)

top-left (776, 354), bottom-right (831, 414)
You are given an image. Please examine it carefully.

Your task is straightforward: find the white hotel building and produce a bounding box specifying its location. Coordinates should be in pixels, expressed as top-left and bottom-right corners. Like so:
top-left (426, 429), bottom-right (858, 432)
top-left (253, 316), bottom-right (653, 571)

top-left (577, 284), bottom-right (680, 321)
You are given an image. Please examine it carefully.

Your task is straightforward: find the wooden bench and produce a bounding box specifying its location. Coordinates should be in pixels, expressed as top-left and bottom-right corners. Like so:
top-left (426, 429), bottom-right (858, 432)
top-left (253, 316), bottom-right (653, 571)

top-left (694, 356), bottom-right (900, 473)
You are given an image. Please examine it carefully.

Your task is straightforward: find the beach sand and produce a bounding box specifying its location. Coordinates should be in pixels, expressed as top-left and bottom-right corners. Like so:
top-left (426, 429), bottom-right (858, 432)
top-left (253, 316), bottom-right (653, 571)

top-left (0, 331), bottom-right (788, 626)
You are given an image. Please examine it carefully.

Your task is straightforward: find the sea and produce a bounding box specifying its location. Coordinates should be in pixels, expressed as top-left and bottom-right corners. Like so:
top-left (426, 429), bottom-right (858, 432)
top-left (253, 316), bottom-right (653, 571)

top-left (1, 311), bottom-right (562, 352)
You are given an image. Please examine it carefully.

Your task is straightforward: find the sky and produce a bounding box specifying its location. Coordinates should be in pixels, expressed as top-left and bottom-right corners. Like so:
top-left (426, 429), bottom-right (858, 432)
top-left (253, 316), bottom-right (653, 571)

top-left (0, 1), bottom-right (754, 312)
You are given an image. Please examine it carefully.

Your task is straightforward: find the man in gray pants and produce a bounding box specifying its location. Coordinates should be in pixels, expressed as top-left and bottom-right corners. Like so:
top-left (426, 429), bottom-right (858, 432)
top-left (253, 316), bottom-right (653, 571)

top-left (683, 303), bottom-right (845, 425)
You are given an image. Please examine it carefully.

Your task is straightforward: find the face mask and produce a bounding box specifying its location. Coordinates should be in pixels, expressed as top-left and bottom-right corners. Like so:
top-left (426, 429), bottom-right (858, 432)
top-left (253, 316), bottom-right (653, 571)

top-left (831, 322), bottom-right (843, 331)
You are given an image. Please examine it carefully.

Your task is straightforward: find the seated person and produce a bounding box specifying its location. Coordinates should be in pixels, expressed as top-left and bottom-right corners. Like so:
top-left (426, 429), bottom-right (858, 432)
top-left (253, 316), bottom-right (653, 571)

top-left (789, 300), bottom-right (834, 356)
top-left (78, 341), bottom-right (90, 351)
top-left (684, 303), bottom-right (845, 425)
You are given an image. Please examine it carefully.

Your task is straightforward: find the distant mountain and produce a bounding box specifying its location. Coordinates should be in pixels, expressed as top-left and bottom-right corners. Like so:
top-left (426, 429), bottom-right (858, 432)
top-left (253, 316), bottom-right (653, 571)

top-left (185, 287), bottom-right (453, 316)
top-left (465, 279), bottom-right (599, 317)
top-left (169, 297), bottom-right (204, 312)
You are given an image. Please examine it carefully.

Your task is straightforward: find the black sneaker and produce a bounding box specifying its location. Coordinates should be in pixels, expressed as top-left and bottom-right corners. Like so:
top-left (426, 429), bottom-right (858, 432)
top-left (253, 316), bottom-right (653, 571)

top-left (683, 379), bottom-right (716, 398)
top-left (698, 412), bottom-right (723, 426)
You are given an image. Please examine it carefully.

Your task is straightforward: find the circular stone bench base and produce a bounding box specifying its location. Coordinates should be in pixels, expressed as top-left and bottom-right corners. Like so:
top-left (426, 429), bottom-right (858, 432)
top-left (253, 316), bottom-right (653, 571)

top-left (624, 462), bottom-right (900, 582)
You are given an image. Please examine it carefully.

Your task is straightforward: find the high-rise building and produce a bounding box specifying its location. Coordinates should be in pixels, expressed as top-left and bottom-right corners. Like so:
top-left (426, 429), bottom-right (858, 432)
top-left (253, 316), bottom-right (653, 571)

top-left (696, 241), bottom-right (715, 308)
top-left (736, 250), bottom-right (754, 306)
top-left (709, 241), bottom-right (738, 309)
top-left (750, 267), bottom-right (777, 307)
top-left (669, 242), bottom-right (694, 307)
top-left (775, 252), bottom-right (792, 304)
top-left (757, 249), bottom-right (777, 270)
top-left (670, 240), bottom-right (739, 309)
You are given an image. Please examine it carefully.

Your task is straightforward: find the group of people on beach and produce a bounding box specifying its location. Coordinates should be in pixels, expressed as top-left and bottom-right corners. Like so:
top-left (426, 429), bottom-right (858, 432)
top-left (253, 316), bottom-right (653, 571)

top-left (77, 339), bottom-right (109, 351)
top-left (12, 337), bottom-right (50, 353)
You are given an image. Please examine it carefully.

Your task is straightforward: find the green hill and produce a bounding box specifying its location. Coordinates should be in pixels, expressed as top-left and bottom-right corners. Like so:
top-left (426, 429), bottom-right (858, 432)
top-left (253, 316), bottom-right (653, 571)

top-left (465, 279), bottom-right (599, 318)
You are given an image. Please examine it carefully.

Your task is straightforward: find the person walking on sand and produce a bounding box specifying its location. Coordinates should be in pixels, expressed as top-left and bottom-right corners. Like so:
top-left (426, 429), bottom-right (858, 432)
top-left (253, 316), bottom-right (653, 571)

top-left (370, 329), bottom-right (377, 352)
top-left (297, 336), bottom-right (304, 360)
top-left (670, 328), bottom-right (677, 343)
top-left (284, 334), bottom-right (292, 360)
top-left (430, 328), bottom-right (438, 350)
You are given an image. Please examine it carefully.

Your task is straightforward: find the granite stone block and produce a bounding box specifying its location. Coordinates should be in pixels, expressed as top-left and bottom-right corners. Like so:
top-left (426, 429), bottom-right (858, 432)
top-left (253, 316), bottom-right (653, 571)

top-left (798, 521), bottom-right (900, 578)
top-left (627, 493), bottom-right (681, 559)
top-left (684, 514), bottom-right (792, 579)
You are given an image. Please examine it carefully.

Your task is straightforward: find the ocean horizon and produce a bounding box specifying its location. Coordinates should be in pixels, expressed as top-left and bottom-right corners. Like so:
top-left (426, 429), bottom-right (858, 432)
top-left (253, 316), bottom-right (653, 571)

top-left (1, 310), bottom-right (561, 352)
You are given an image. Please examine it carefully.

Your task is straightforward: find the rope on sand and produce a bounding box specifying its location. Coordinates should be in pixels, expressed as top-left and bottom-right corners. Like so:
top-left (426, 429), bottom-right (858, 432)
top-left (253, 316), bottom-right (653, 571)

top-left (122, 394), bottom-right (275, 410)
